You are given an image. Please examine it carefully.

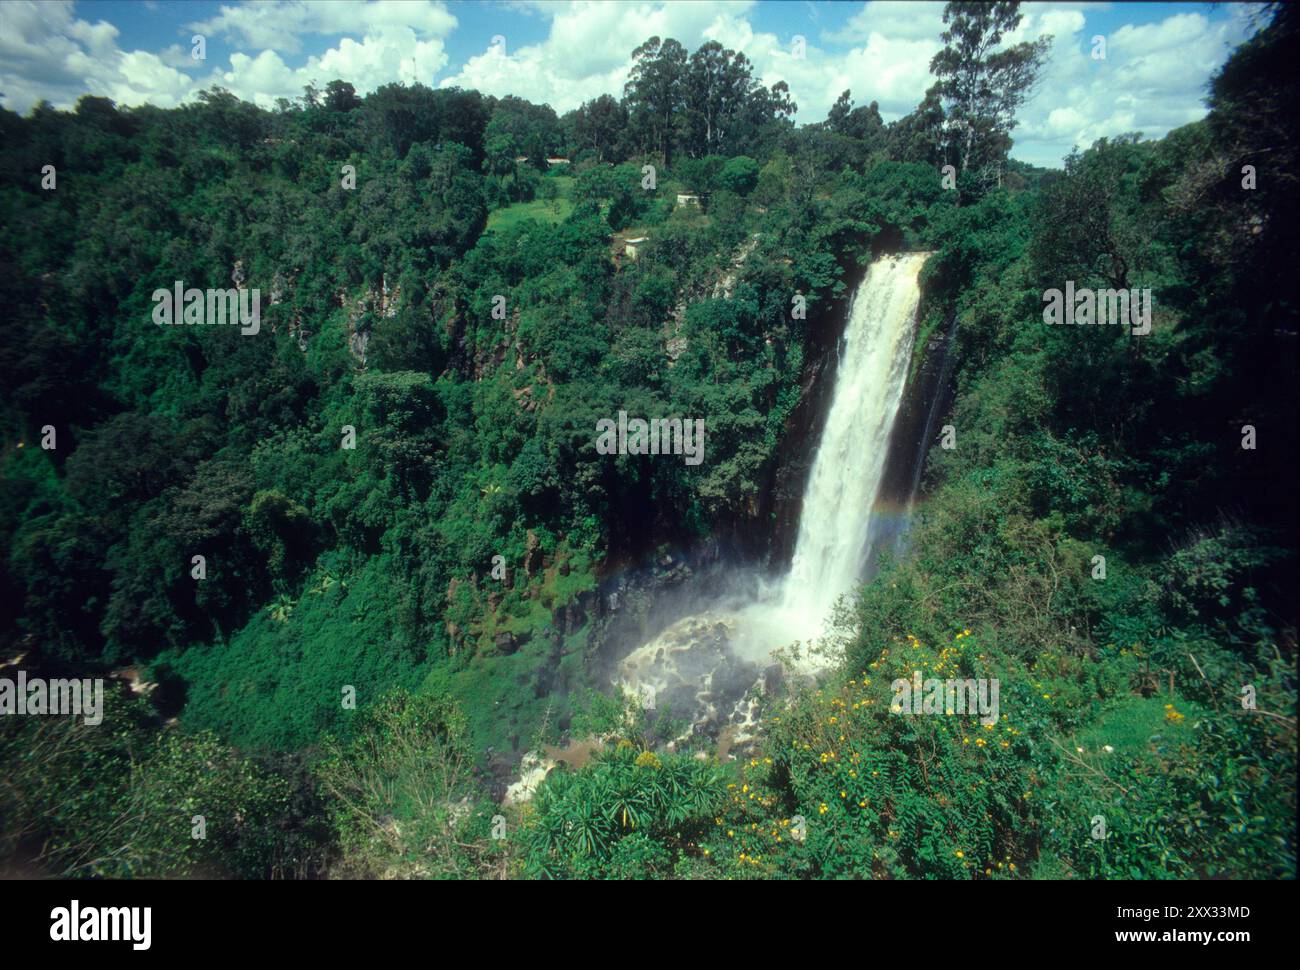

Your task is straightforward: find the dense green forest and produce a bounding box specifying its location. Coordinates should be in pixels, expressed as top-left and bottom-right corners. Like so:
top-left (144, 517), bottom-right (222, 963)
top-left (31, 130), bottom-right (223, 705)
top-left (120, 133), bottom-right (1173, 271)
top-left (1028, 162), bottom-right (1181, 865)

top-left (1, 2), bottom-right (1295, 880)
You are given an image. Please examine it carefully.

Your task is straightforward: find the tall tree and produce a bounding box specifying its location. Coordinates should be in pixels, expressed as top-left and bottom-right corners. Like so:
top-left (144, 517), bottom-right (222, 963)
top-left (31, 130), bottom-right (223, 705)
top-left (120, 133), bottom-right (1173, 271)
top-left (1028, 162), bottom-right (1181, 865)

top-left (738, 80), bottom-right (797, 156)
top-left (886, 83), bottom-right (947, 165)
top-left (681, 41), bottom-right (757, 158)
top-left (825, 89), bottom-right (886, 149)
top-left (570, 94), bottom-right (627, 162)
top-left (928, 1), bottom-right (1050, 180)
top-left (1201, 1), bottom-right (1299, 297)
top-left (624, 37), bottom-right (689, 164)
top-left (323, 80), bottom-right (361, 113)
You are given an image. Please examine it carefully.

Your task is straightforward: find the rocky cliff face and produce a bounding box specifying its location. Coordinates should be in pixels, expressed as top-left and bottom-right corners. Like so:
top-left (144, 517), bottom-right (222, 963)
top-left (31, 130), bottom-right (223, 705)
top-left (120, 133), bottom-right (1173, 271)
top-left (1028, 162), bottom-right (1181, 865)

top-left (876, 309), bottom-right (957, 513)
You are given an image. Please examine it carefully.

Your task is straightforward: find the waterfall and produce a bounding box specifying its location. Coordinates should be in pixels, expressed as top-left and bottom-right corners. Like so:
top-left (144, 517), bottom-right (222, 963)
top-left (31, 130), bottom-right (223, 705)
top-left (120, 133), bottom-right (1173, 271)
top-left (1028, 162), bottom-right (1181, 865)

top-left (765, 252), bottom-right (929, 648)
top-left (616, 252), bottom-right (928, 724)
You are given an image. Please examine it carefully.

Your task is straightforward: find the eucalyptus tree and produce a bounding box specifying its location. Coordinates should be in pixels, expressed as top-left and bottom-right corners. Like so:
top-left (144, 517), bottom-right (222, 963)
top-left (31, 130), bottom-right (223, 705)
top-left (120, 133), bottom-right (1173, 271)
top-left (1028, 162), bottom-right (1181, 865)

top-left (929, 1), bottom-right (1050, 182)
top-left (569, 94), bottom-right (627, 162)
top-left (624, 36), bottom-right (689, 165)
top-left (681, 41), bottom-right (757, 158)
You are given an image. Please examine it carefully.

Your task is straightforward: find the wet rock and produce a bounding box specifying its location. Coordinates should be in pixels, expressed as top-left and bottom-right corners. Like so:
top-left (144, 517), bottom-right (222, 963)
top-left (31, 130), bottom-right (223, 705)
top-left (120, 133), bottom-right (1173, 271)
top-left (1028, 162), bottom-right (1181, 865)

top-left (617, 611), bottom-right (766, 744)
top-left (503, 750), bottom-right (557, 806)
top-left (763, 663), bottom-right (786, 695)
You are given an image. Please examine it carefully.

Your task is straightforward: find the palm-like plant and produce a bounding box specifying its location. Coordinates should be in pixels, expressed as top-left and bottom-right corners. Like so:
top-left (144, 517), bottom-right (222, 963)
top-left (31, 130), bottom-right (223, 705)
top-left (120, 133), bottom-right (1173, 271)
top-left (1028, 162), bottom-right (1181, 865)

top-left (267, 594), bottom-right (297, 623)
top-left (521, 743), bottom-right (724, 877)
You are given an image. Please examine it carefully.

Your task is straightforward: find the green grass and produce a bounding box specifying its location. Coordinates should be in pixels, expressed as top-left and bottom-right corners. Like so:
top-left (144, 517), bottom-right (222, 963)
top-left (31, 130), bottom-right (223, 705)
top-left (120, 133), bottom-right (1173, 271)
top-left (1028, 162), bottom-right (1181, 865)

top-left (486, 197), bottom-right (573, 232)
top-left (1075, 693), bottom-right (1206, 757)
top-left (486, 176), bottom-right (575, 232)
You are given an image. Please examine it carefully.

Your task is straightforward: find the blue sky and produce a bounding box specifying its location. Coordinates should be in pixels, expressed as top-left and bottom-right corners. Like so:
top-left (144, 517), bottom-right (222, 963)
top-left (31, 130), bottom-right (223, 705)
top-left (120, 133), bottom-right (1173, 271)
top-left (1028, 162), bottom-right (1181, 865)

top-left (0, 1), bottom-right (1262, 166)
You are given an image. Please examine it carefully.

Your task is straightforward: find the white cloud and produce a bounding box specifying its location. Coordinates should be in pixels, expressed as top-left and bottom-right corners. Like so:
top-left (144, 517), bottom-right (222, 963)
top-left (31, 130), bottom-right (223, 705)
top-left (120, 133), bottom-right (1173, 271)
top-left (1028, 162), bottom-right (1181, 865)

top-left (210, 27), bottom-right (453, 108)
top-left (0, 0), bottom-right (196, 111)
top-left (439, 0), bottom-right (759, 110)
top-left (190, 1), bottom-right (458, 107)
top-left (824, 1), bottom-right (946, 44)
top-left (188, 0), bottom-right (457, 55)
top-left (0, 0), bottom-right (1260, 167)
top-left (1009, 4), bottom-right (1254, 165)
top-left (0, 0), bottom-right (457, 114)
top-left (436, 0), bottom-right (938, 124)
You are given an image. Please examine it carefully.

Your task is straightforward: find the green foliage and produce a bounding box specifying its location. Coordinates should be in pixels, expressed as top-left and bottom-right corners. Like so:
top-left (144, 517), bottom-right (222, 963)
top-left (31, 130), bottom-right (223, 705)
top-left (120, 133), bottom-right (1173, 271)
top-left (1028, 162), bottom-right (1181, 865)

top-left (716, 155), bottom-right (760, 196)
top-left (1046, 696), bottom-right (1295, 878)
top-left (517, 741), bottom-right (724, 878)
top-left (158, 555), bottom-right (426, 751)
top-left (0, 689), bottom-right (315, 878)
top-left (314, 689), bottom-right (502, 878)
top-left (699, 643), bottom-right (1045, 879)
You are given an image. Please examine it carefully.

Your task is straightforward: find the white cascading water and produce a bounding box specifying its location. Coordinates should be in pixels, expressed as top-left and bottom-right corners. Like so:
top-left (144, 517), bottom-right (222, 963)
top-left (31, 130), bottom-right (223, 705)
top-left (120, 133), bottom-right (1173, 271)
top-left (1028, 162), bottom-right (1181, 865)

top-left (616, 252), bottom-right (929, 736)
top-left (769, 251), bottom-right (928, 643)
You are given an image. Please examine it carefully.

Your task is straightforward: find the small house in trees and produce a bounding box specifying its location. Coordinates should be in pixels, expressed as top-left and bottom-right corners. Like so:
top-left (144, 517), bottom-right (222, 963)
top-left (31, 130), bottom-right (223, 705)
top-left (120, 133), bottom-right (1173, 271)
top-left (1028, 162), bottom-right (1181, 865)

top-left (676, 193), bottom-right (701, 207)
top-left (624, 236), bottom-right (649, 261)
